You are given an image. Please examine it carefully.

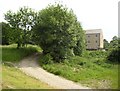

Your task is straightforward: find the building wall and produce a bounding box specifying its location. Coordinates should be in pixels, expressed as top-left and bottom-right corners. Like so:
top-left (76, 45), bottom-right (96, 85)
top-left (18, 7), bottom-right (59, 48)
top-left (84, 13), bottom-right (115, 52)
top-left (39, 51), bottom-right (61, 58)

top-left (100, 32), bottom-right (103, 49)
top-left (86, 33), bottom-right (103, 50)
top-left (85, 29), bottom-right (104, 50)
top-left (86, 33), bottom-right (99, 49)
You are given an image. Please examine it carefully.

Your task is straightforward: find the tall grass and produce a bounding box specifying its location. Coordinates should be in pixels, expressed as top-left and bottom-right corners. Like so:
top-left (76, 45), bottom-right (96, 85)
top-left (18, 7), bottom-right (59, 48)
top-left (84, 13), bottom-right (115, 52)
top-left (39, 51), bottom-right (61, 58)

top-left (39, 51), bottom-right (118, 89)
top-left (2, 44), bottom-right (41, 62)
top-left (1, 44), bottom-right (53, 89)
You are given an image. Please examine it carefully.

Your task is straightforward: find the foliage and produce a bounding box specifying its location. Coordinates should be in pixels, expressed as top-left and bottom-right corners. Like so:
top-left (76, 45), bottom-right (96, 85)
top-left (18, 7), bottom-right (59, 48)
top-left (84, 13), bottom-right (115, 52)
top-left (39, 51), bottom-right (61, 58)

top-left (4, 7), bottom-right (36, 48)
top-left (39, 53), bottom-right (118, 89)
top-left (104, 36), bottom-right (119, 51)
top-left (107, 47), bottom-right (119, 63)
top-left (81, 50), bottom-right (108, 60)
top-left (89, 50), bottom-right (108, 58)
top-left (109, 36), bottom-right (118, 49)
top-left (33, 3), bottom-right (85, 62)
top-left (2, 44), bottom-right (38, 62)
top-left (39, 54), bottom-right (53, 65)
top-left (1, 22), bottom-right (13, 45)
top-left (1, 22), bottom-right (9, 45)
top-left (106, 36), bottom-right (119, 63)
top-left (73, 35), bottom-right (86, 56)
top-left (103, 39), bottom-right (109, 50)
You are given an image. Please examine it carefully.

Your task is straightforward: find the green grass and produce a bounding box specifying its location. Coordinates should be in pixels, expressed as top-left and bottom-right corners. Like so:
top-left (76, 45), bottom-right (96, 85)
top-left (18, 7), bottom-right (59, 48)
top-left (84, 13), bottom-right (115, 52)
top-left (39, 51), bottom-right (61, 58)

top-left (1, 44), bottom-right (118, 89)
top-left (1, 44), bottom-right (54, 89)
top-left (39, 51), bottom-right (118, 89)
top-left (2, 44), bottom-right (42, 62)
top-left (2, 64), bottom-right (54, 89)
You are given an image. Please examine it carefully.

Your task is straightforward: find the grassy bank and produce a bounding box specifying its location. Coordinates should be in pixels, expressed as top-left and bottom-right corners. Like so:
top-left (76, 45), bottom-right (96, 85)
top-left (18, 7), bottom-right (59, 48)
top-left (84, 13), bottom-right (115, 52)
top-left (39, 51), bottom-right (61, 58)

top-left (1, 44), bottom-right (118, 89)
top-left (2, 64), bottom-right (53, 89)
top-left (39, 51), bottom-right (118, 89)
top-left (2, 44), bottom-right (54, 89)
top-left (2, 44), bottom-right (41, 62)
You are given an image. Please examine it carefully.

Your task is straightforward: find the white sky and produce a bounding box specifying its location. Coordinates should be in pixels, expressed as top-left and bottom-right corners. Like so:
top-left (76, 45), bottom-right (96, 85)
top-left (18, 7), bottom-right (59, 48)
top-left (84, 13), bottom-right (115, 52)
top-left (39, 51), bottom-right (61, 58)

top-left (0, 0), bottom-right (119, 42)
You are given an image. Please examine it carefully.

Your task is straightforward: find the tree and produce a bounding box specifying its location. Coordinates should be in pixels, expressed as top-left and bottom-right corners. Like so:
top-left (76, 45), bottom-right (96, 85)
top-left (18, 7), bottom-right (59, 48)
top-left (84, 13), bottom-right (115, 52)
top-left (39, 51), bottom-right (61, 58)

top-left (109, 36), bottom-right (118, 49)
top-left (1, 22), bottom-right (12, 45)
top-left (107, 36), bottom-right (119, 63)
top-left (112, 36), bottom-right (118, 41)
top-left (107, 46), bottom-right (119, 63)
top-left (4, 6), bottom-right (36, 48)
top-left (103, 39), bottom-right (109, 50)
top-left (33, 3), bottom-right (86, 62)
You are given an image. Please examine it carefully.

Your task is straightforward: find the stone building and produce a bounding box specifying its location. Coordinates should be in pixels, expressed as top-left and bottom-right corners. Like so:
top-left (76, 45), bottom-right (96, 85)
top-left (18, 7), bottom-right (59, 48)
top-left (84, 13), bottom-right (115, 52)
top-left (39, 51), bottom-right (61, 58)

top-left (85, 29), bottom-right (103, 50)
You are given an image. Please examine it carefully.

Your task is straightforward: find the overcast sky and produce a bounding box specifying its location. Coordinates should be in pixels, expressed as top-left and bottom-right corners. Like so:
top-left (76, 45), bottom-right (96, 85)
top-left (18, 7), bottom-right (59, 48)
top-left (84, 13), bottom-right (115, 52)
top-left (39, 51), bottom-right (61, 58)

top-left (0, 0), bottom-right (119, 42)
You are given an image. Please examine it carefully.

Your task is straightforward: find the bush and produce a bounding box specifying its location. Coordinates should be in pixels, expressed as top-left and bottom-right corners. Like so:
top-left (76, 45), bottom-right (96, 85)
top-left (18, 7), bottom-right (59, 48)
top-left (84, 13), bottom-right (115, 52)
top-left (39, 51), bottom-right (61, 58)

top-left (107, 47), bottom-right (119, 63)
top-left (39, 54), bottom-right (53, 65)
top-left (89, 51), bottom-right (107, 58)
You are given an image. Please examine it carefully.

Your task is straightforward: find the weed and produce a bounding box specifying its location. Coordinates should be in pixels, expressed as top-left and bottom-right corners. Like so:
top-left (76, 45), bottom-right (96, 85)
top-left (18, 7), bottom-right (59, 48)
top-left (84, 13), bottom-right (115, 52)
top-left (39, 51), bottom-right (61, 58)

top-left (39, 51), bottom-right (118, 89)
top-left (2, 44), bottom-right (40, 62)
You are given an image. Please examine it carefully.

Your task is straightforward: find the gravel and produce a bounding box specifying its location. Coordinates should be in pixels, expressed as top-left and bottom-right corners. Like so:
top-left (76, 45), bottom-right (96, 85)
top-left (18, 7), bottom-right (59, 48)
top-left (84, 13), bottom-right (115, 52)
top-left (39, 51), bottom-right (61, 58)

top-left (17, 53), bottom-right (90, 89)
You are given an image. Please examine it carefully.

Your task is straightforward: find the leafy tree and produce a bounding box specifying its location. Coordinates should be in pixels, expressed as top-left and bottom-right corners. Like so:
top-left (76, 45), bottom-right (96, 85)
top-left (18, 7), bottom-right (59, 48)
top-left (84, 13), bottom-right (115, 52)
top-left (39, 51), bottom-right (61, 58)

top-left (1, 22), bottom-right (12, 45)
top-left (4, 6), bottom-right (36, 48)
top-left (103, 39), bottom-right (109, 50)
top-left (109, 36), bottom-right (118, 49)
top-left (33, 3), bottom-right (85, 62)
top-left (107, 36), bottom-right (119, 63)
top-left (107, 46), bottom-right (119, 63)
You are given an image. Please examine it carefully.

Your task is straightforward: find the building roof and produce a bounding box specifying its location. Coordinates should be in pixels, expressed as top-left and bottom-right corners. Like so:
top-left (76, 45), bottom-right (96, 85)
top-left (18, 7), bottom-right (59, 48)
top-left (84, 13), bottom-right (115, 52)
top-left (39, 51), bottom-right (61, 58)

top-left (85, 29), bottom-right (103, 34)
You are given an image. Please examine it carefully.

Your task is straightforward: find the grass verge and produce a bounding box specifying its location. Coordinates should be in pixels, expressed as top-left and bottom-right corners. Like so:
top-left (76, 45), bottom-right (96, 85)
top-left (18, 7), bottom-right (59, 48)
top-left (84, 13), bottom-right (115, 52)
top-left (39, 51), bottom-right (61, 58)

top-left (2, 44), bottom-right (54, 89)
top-left (2, 44), bottom-right (41, 62)
top-left (2, 64), bottom-right (54, 89)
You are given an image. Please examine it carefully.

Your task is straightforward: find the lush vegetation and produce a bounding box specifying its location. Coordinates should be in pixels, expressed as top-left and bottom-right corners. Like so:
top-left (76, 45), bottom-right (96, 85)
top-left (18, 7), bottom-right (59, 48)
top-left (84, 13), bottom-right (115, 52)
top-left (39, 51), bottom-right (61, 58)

top-left (3, 3), bottom-right (86, 62)
top-left (4, 7), bottom-right (37, 48)
top-left (107, 47), bottom-right (119, 63)
top-left (1, 22), bottom-right (13, 45)
top-left (3, 3), bottom-right (119, 63)
top-left (39, 36), bottom-right (119, 89)
top-left (1, 2), bottom-right (119, 89)
top-left (39, 50), bottom-right (118, 89)
top-left (2, 44), bottom-right (39, 62)
top-left (104, 36), bottom-right (119, 63)
top-left (2, 44), bottom-right (54, 89)
top-left (33, 4), bottom-right (85, 62)
top-left (104, 36), bottom-right (118, 50)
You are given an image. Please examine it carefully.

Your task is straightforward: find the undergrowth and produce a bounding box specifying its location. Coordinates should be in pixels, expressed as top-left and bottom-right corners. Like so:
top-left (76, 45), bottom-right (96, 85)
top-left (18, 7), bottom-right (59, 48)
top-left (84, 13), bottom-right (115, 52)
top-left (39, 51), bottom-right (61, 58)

top-left (39, 50), bottom-right (118, 89)
top-left (2, 44), bottom-right (41, 62)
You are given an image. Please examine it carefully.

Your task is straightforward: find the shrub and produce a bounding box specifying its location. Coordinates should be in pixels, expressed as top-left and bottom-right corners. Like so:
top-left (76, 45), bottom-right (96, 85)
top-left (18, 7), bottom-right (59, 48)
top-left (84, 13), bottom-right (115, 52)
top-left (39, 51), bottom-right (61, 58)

top-left (39, 54), bottom-right (53, 65)
top-left (89, 51), bottom-right (107, 58)
top-left (107, 47), bottom-right (119, 63)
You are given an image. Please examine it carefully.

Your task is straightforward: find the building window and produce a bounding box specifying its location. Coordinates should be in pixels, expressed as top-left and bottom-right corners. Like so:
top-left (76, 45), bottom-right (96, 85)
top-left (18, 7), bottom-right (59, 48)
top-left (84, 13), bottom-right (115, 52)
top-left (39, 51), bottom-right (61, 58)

top-left (88, 35), bottom-right (90, 37)
top-left (88, 41), bottom-right (90, 43)
top-left (96, 34), bottom-right (97, 37)
top-left (96, 41), bottom-right (97, 43)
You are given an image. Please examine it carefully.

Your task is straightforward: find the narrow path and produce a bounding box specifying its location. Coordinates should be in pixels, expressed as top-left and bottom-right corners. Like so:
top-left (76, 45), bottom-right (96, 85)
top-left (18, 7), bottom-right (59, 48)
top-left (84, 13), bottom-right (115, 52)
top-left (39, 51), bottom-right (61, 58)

top-left (17, 53), bottom-right (90, 89)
